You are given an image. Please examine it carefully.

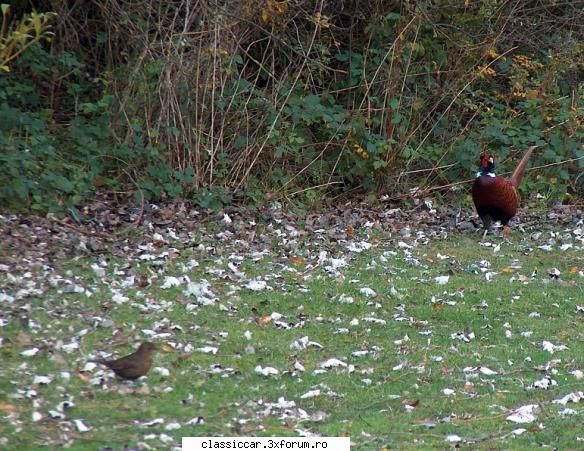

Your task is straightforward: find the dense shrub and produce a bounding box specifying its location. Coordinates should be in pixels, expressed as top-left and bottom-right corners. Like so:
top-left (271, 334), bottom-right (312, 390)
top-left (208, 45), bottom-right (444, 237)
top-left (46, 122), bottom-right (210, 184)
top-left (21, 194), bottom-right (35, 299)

top-left (1, 1), bottom-right (582, 212)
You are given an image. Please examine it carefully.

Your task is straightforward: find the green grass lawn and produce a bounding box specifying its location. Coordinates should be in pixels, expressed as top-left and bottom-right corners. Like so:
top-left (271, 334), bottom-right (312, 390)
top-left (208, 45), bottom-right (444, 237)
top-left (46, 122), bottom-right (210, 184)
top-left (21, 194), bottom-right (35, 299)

top-left (0, 213), bottom-right (583, 449)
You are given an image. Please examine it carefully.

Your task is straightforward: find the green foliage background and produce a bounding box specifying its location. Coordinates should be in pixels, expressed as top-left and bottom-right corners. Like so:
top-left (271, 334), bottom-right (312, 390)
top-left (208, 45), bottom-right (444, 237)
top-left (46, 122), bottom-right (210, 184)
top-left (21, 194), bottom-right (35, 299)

top-left (1, 1), bottom-right (583, 212)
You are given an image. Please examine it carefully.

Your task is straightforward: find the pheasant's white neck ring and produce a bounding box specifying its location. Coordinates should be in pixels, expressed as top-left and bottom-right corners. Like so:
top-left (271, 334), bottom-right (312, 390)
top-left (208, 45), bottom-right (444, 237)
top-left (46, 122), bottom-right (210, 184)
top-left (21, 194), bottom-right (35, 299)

top-left (476, 171), bottom-right (496, 178)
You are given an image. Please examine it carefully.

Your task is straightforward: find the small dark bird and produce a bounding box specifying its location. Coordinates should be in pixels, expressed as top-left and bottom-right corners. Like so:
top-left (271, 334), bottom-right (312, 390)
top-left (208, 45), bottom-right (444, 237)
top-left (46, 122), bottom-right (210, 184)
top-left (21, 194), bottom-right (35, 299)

top-left (90, 342), bottom-right (156, 380)
top-left (472, 145), bottom-right (537, 239)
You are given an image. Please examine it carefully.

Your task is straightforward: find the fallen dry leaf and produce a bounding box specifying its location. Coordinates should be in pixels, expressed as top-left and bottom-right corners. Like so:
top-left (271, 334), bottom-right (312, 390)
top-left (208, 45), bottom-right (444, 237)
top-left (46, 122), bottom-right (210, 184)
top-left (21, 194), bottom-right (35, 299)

top-left (256, 315), bottom-right (273, 326)
top-left (289, 256), bottom-right (305, 266)
top-left (0, 402), bottom-right (16, 412)
top-left (77, 371), bottom-right (92, 382)
top-left (346, 225), bottom-right (355, 238)
top-left (161, 343), bottom-right (174, 353)
top-left (401, 398), bottom-right (420, 408)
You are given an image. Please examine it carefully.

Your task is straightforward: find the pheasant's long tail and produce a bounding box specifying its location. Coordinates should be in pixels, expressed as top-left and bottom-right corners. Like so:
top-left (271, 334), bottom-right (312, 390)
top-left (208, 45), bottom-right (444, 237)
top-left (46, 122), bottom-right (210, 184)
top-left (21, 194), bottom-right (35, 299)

top-left (509, 145), bottom-right (537, 188)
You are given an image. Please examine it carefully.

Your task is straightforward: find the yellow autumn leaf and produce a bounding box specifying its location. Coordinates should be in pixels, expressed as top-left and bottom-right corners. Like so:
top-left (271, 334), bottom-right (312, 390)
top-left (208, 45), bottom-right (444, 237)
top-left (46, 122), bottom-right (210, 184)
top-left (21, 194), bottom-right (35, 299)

top-left (260, 8), bottom-right (270, 25)
top-left (161, 343), bottom-right (174, 353)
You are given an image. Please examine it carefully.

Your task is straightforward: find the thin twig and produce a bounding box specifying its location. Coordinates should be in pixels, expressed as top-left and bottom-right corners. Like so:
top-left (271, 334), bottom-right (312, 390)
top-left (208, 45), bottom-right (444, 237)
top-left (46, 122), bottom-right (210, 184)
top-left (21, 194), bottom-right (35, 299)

top-left (398, 163), bottom-right (458, 176)
top-left (393, 153), bottom-right (584, 199)
top-left (412, 46), bottom-right (518, 155)
top-left (96, 156), bottom-right (146, 226)
top-left (50, 218), bottom-right (115, 239)
top-left (528, 155), bottom-right (584, 172)
top-left (284, 181), bottom-right (344, 198)
top-left (236, 0), bottom-right (326, 189)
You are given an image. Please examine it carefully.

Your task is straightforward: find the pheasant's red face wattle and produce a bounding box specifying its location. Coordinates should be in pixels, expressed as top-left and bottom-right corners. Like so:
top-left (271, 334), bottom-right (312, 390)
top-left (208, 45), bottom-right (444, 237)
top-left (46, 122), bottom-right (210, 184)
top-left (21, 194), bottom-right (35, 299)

top-left (481, 154), bottom-right (494, 168)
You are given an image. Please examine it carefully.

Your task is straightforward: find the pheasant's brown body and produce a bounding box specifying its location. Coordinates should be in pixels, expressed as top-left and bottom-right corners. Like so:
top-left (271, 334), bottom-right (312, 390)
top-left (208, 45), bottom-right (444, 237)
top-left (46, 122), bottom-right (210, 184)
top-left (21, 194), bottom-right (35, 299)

top-left (472, 146), bottom-right (536, 236)
top-left (472, 176), bottom-right (519, 230)
top-left (90, 342), bottom-right (156, 380)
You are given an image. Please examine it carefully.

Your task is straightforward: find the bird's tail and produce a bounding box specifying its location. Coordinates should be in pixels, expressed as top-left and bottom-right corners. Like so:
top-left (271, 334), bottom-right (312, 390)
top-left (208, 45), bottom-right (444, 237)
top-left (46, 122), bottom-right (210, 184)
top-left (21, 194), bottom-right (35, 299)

top-left (510, 145), bottom-right (537, 188)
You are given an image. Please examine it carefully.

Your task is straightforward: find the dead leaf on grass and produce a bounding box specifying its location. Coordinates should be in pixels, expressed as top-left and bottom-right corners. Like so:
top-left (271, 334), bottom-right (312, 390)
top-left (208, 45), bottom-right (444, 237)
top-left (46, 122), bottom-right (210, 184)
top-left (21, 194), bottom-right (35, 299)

top-left (256, 315), bottom-right (272, 326)
top-left (289, 256), bottom-right (305, 266)
top-left (0, 402), bottom-right (16, 412)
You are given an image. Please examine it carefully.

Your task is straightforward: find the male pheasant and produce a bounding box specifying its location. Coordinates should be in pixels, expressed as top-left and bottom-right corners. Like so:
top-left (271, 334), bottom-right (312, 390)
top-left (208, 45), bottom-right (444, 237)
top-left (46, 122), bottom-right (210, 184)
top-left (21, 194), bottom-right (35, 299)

top-left (472, 146), bottom-right (537, 239)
